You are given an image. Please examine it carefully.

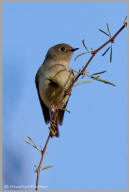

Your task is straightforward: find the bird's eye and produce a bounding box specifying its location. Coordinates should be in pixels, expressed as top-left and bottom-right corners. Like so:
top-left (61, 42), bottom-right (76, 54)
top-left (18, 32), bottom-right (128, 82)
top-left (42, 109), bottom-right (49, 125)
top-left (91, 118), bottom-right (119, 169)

top-left (60, 47), bottom-right (66, 52)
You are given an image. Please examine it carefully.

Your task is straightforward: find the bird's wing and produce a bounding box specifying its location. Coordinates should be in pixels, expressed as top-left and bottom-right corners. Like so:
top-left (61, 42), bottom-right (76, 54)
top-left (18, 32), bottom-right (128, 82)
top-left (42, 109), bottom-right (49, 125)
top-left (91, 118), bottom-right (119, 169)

top-left (35, 67), bottom-right (50, 124)
top-left (58, 69), bottom-right (75, 125)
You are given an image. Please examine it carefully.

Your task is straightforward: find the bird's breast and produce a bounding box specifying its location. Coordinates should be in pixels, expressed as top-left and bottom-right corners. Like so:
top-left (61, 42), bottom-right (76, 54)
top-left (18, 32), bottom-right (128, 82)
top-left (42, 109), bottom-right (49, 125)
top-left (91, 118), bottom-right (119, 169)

top-left (39, 63), bottom-right (74, 108)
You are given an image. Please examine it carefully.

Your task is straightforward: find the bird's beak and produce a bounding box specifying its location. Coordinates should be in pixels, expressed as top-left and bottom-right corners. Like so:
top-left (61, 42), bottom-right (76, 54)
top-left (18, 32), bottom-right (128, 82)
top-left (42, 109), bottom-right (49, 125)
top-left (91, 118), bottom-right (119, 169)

top-left (71, 48), bottom-right (79, 52)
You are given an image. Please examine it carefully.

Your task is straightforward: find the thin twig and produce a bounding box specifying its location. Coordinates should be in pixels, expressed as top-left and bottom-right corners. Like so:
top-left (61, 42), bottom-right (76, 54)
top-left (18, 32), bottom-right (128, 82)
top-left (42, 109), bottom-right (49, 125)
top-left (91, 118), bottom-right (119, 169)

top-left (35, 133), bottom-right (51, 190)
top-left (68, 22), bottom-right (127, 92)
top-left (73, 80), bottom-right (92, 87)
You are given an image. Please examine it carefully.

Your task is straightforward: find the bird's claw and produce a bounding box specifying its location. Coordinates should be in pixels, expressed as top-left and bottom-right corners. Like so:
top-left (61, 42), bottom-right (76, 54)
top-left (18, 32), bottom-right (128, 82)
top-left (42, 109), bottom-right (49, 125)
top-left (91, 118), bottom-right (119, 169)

top-left (50, 120), bottom-right (57, 137)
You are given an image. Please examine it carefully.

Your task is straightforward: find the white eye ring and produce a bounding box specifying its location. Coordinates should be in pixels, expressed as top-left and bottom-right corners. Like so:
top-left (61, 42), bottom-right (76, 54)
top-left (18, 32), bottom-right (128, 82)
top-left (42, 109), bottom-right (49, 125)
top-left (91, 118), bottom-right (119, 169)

top-left (60, 47), bottom-right (66, 52)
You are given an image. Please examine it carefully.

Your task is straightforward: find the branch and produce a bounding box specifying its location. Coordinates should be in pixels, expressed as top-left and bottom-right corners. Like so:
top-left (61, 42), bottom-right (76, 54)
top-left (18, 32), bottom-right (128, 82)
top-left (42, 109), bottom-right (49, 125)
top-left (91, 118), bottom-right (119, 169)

top-left (35, 133), bottom-right (51, 190)
top-left (67, 22), bottom-right (127, 92)
top-left (35, 21), bottom-right (127, 190)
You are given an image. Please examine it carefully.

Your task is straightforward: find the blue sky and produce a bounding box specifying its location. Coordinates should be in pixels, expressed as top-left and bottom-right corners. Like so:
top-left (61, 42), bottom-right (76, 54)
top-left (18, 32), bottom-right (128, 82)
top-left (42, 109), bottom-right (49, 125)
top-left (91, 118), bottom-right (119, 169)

top-left (2, 2), bottom-right (127, 190)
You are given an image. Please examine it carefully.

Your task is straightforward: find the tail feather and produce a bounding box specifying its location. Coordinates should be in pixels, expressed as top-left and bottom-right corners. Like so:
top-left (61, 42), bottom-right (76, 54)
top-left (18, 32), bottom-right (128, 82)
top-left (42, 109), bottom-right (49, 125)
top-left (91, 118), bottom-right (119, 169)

top-left (57, 99), bottom-right (69, 125)
top-left (57, 109), bottom-right (65, 125)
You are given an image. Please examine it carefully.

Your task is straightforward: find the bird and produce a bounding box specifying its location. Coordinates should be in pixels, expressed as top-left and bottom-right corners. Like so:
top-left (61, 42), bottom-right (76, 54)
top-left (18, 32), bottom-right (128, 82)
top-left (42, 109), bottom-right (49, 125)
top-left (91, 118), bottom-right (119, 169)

top-left (35, 43), bottom-right (79, 137)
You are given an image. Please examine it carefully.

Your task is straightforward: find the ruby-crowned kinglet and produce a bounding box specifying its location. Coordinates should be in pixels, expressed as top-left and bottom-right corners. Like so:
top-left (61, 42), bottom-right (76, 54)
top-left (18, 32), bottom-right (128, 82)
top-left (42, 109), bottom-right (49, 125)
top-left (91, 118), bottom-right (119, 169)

top-left (35, 43), bottom-right (79, 137)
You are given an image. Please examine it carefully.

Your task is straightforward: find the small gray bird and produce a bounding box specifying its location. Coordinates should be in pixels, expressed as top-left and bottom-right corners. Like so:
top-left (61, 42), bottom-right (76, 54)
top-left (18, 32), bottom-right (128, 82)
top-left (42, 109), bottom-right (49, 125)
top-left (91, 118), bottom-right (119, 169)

top-left (35, 43), bottom-right (79, 137)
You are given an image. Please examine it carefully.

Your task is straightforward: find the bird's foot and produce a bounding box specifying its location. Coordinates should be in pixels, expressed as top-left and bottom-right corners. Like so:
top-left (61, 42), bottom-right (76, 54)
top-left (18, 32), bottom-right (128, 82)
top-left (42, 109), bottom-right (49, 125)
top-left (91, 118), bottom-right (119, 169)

top-left (49, 120), bottom-right (57, 137)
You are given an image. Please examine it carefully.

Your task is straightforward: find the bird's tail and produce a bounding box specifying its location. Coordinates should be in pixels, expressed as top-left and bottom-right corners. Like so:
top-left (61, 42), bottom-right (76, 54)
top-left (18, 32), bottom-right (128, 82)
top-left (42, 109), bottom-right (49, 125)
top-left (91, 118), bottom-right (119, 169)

top-left (50, 107), bottom-right (67, 137)
top-left (49, 104), bottom-right (59, 137)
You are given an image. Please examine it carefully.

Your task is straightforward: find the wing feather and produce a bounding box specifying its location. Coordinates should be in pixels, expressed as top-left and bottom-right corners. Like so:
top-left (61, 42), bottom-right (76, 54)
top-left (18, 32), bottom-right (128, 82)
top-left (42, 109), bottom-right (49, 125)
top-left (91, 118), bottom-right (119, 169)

top-left (35, 68), bottom-right (50, 124)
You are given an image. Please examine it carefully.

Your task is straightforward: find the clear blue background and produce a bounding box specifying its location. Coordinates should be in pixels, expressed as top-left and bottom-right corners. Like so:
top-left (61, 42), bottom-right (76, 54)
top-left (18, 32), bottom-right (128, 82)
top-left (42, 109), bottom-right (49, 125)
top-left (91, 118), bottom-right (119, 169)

top-left (2, 2), bottom-right (127, 190)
